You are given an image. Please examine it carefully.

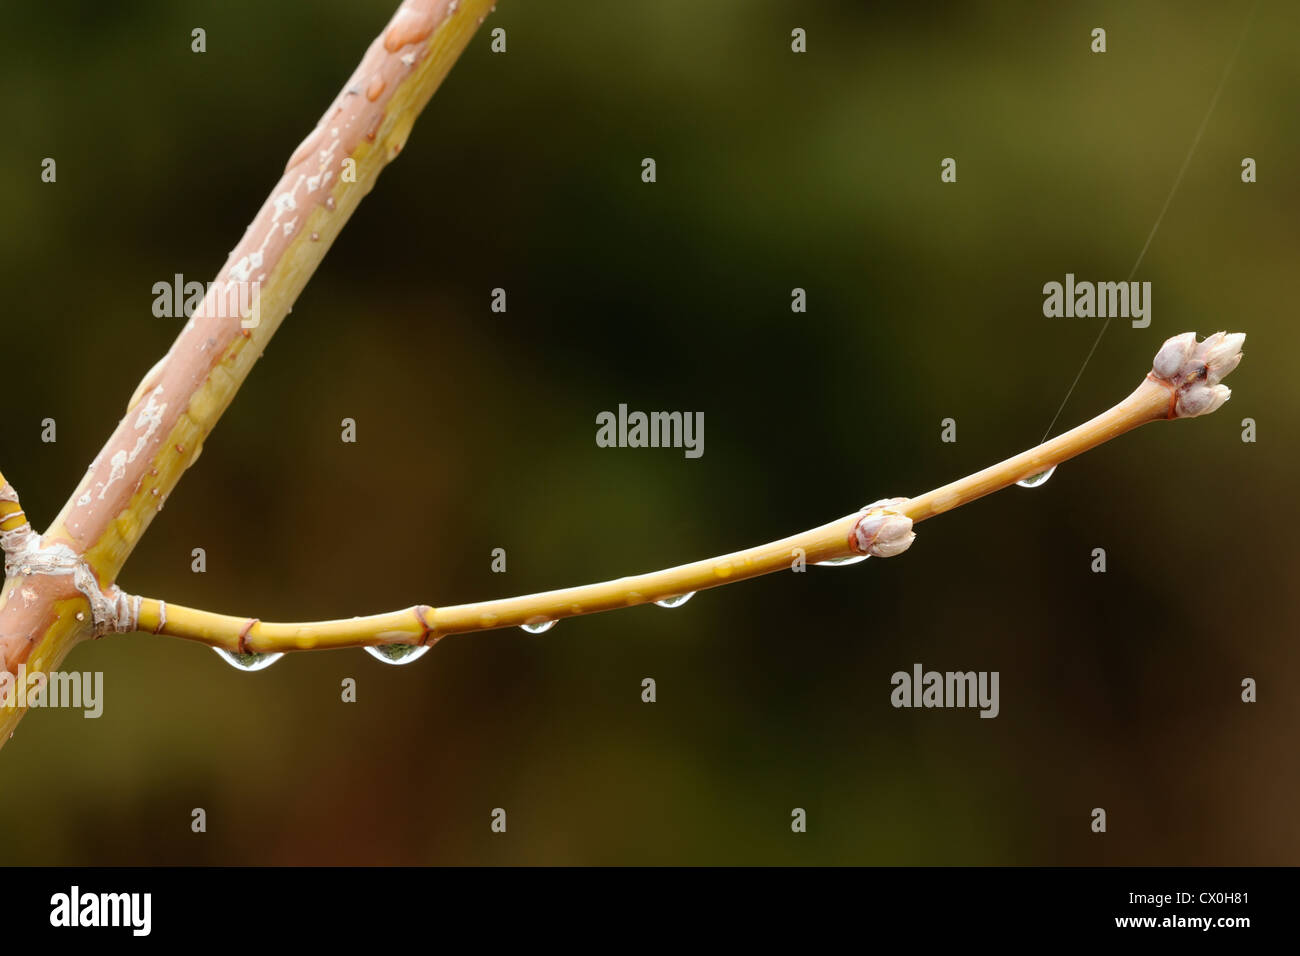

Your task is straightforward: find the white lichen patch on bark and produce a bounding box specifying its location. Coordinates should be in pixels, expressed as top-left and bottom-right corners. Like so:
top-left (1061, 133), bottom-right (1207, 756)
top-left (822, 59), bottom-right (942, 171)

top-left (127, 386), bottom-right (168, 464)
top-left (97, 450), bottom-right (128, 500)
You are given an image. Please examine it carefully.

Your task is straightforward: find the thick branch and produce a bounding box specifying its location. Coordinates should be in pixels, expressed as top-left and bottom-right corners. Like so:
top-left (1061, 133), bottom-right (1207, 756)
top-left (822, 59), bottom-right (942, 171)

top-left (125, 332), bottom-right (1245, 656)
top-left (1, 0), bottom-right (495, 741)
top-left (45, 0), bottom-right (495, 584)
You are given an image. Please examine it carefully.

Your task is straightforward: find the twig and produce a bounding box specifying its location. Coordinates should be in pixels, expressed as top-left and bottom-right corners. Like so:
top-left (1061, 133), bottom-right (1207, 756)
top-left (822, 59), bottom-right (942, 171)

top-left (124, 332), bottom-right (1245, 658)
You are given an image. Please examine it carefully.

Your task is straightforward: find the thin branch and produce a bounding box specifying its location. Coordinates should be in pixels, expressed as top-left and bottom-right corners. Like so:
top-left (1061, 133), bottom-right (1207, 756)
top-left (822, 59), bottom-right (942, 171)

top-left (124, 331), bottom-right (1245, 657)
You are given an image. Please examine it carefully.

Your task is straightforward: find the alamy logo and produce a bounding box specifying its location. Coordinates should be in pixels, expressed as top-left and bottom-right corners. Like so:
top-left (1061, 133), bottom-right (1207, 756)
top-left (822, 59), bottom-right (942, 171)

top-left (0, 664), bottom-right (102, 718)
top-left (1042, 273), bottom-right (1151, 328)
top-left (890, 663), bottom-right (999, 718)
top-left (595, 404), bottom-right (704, 459)
top-left (50, 886), bottom-right (151, 936)
top-left (153, 274), bottom-right (262, 328)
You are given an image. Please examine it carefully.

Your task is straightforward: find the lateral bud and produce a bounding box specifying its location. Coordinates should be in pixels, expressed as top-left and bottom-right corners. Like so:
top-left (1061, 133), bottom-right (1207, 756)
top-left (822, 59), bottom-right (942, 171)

top-left (851, 499), bottom-right (915, 558)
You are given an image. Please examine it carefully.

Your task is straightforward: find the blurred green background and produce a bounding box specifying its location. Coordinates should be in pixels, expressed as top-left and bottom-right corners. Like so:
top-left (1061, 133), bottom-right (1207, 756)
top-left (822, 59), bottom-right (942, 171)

top-left (0, 0), bottom-right (1294, 864)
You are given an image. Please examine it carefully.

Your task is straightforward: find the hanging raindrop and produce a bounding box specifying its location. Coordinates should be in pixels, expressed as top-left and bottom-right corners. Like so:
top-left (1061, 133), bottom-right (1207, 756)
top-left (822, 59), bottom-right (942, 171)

top-left (213, 648), bottom-right (283, 672)
top-left (520, 619), bottom-right (556, 634)
top-left (364, 644), bottom-right (430, 666)
top-left (815, 555), bottom-right (869, 567)
top-left (1016, 465), bottom-right (1057, 488)
top-left (654, 592), bottom-right (696, 608)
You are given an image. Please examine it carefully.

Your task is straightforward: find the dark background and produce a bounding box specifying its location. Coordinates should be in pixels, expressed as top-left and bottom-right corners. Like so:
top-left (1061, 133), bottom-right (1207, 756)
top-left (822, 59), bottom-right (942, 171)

top-left (0, 0), bottom-right (1294, 864)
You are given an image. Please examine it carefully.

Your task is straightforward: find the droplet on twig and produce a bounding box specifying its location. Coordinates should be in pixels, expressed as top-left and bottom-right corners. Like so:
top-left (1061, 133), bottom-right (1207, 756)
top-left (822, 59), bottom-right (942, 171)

top-left (1016, 465), bottom-right (1057, 488)
top-left (814, 555), bottom-right (869, 567)
top-left (364, 644), bottom-right (430, 665)
top-left (213, 648), bottom-right (283, 672)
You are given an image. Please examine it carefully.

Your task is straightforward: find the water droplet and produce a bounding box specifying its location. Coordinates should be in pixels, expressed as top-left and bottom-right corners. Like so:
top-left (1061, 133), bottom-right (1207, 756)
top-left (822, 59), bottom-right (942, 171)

top-left (285, 128), bottom-right (323, 172)
top-left (383, 8), bottom-right (437, 52)
top-left (213, 648), bottom-right (283, 672)
top-left (1016, 465), bottom-right (1057, 488)
top-left (382, 7), bottom-right (439, 52)
top-left (364, 644), bottom-right (430, 666)
top-left (814, 555), bottom-right (869, 567)
top-left (654, 592), bottom-right (695, 608)
top-left (520, 618), bottom-right (555, 634)
top-left (365, 75), bottom-right (386, 101)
